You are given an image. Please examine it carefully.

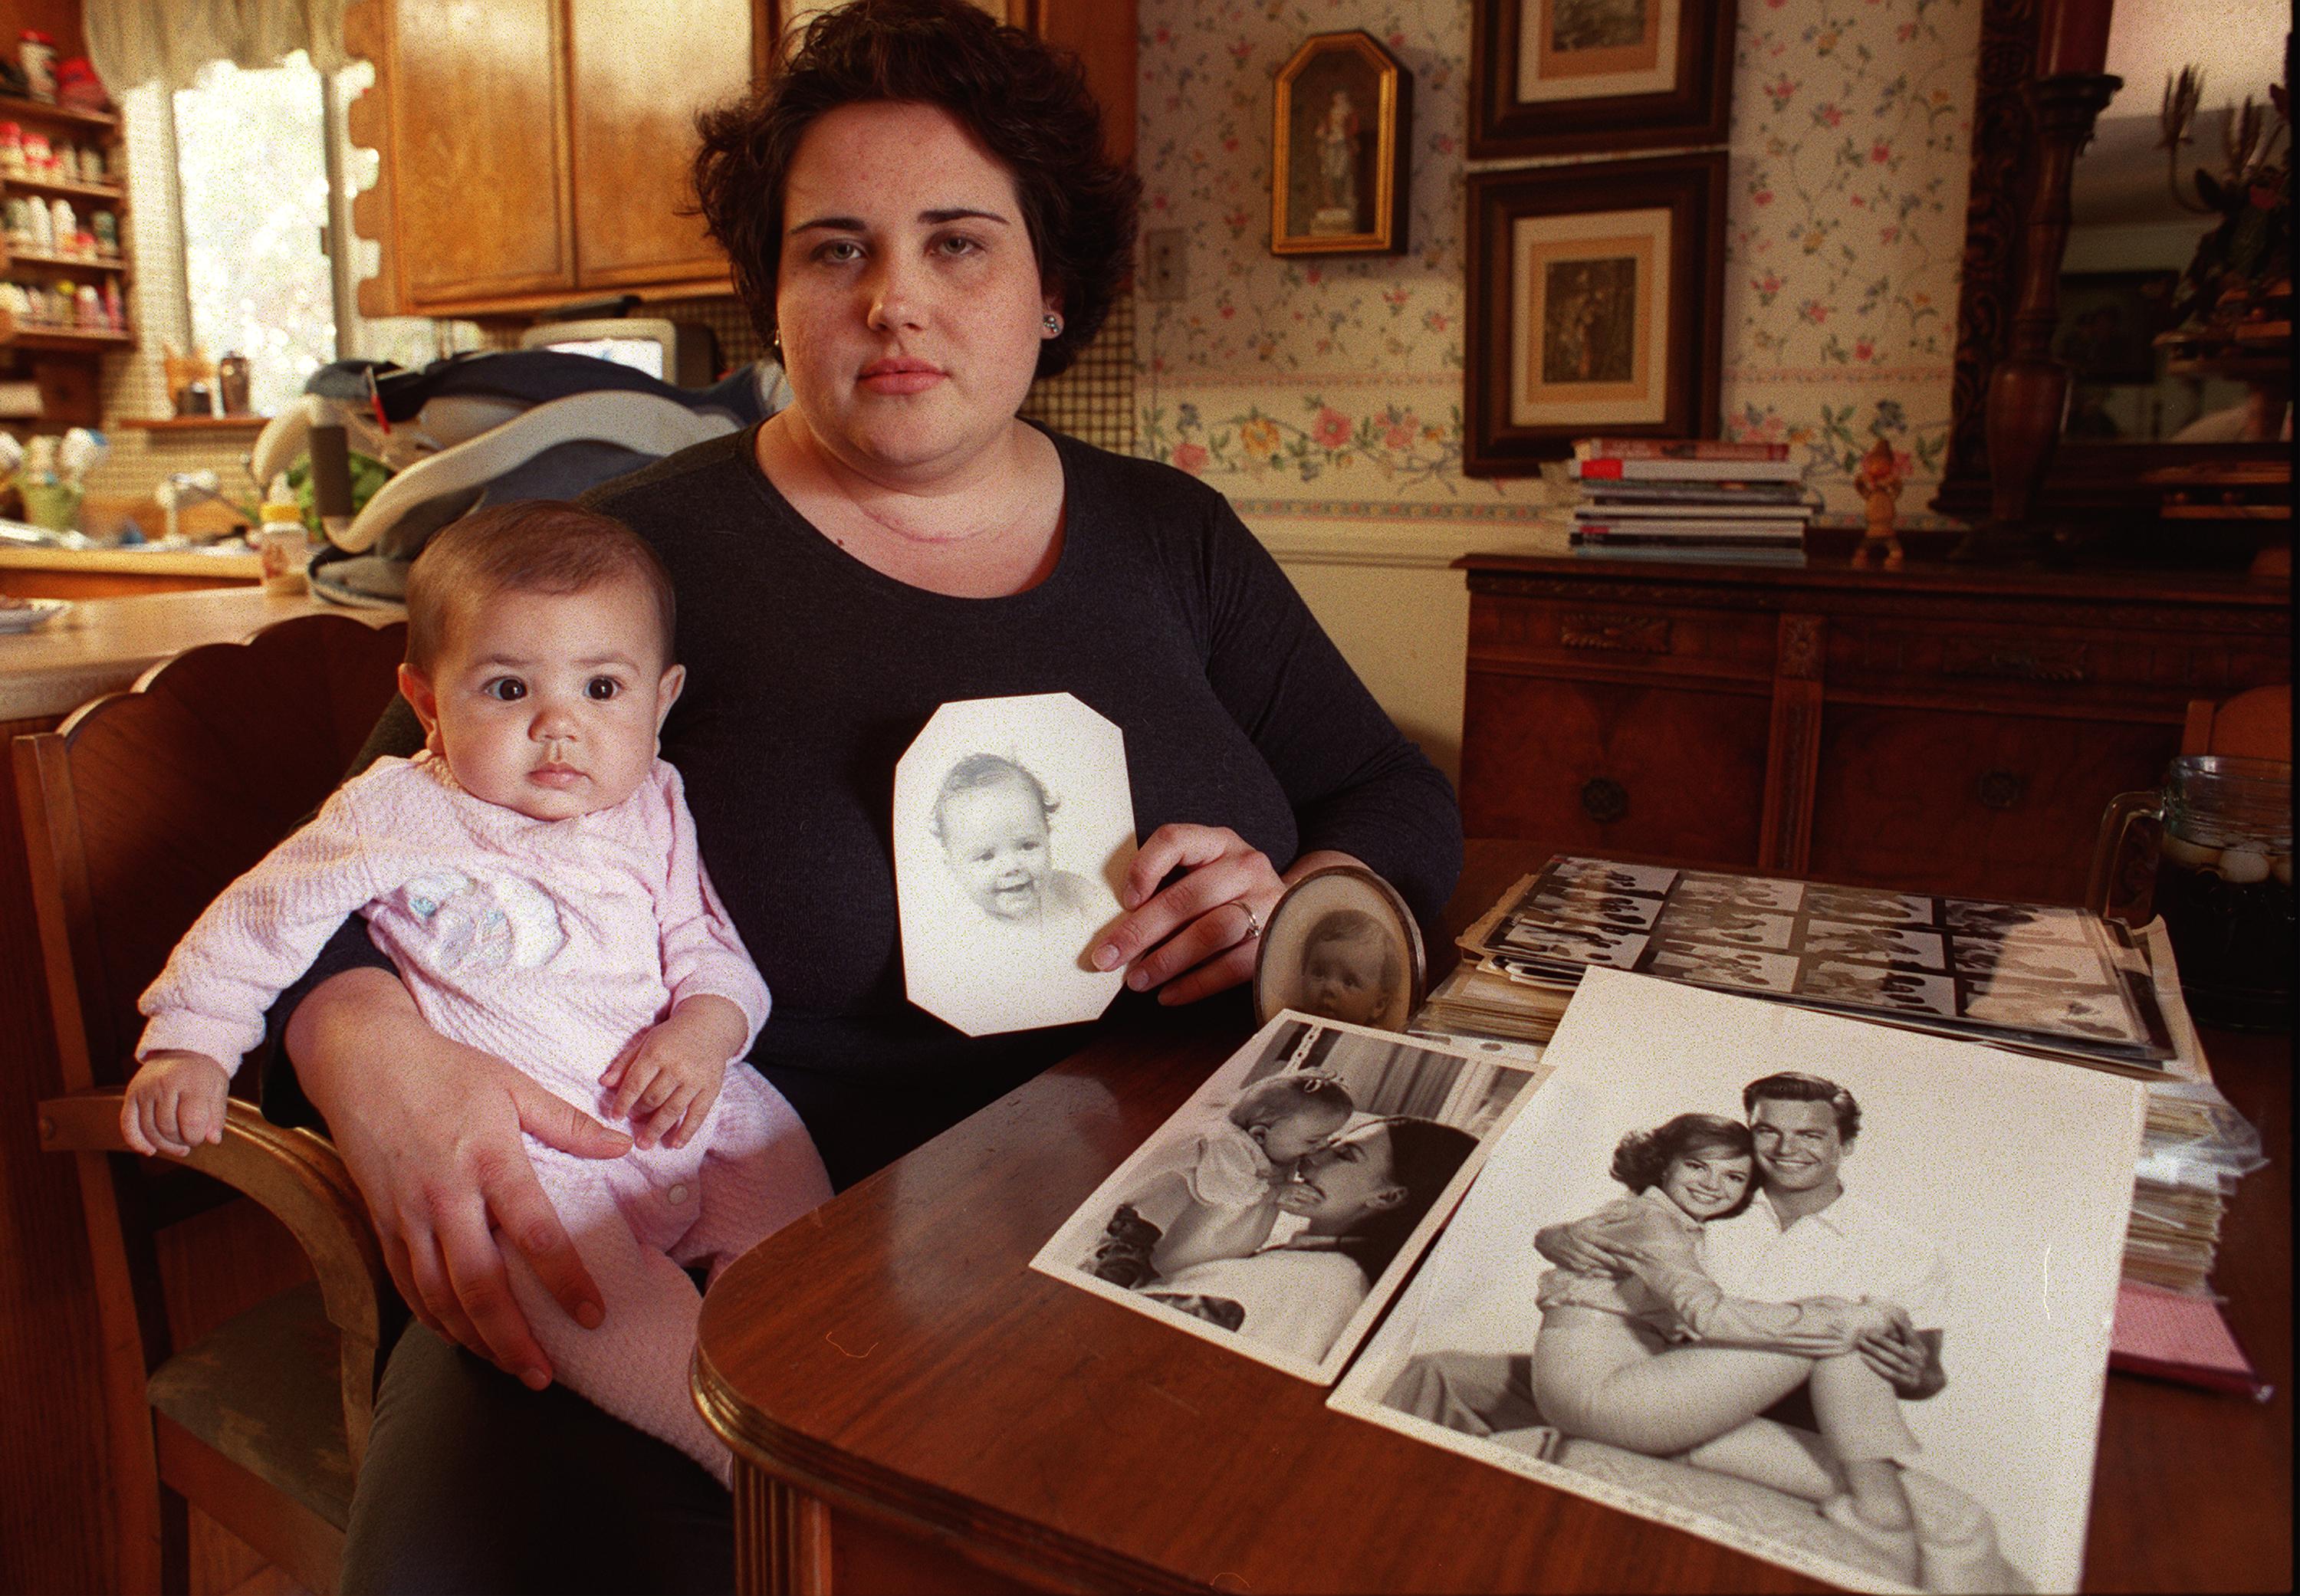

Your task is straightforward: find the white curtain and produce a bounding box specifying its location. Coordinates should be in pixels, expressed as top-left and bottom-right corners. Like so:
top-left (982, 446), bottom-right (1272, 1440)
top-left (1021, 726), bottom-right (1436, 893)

top-left (84, 0), bottom-right (351, 95)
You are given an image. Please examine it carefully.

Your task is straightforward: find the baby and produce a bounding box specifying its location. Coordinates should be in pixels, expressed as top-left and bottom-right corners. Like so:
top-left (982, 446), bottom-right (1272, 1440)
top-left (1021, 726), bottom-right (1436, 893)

top-left (931, 752), bottom-right (1096, 924)
top-left (120, 500), bottom-right (830, 1486)
top-left (1088, 1070), bottom-right (1355, 1286)
top-left (1298, 908), bottom-right (1399, 1028)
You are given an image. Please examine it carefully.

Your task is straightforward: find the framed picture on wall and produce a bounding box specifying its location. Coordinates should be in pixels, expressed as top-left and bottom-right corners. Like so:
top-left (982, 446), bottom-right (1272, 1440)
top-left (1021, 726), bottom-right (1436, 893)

top-left (1271, 31), bottom-right (1413, 257)
top-left (1468, 0), bottom-right (1736, 158)
top-left (1464, 152), bottom-right (1727, 474)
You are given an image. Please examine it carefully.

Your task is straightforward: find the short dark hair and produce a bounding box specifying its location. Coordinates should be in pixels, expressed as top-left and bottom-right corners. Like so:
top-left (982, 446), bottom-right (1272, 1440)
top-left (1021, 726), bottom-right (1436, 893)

top-left (1611, 1114), bottom-right (1756, 1208)
top-left (930, 753), bottom-right (1055, 839)
top-left (1332, 1117), bottom-right (1477, 1281)
top-left (404, 501), bottom-right (675, 673)
top-left (692, 0), bottom-right (1139, 379)
top-left (1229, 1070), bottom-right (1355, 1135)
top-left (1743, 1072), bottom-right (1862, 1143)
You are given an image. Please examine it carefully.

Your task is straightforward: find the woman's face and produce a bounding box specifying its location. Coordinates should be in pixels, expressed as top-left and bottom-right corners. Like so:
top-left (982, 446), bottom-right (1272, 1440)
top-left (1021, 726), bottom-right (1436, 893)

top-left (1658, 1146), bottom-right (1753, 1221)
top-left (1276, 1121), bottom-right (1404, 1230)
top-left (774, 100), bottom-right (1056, 483)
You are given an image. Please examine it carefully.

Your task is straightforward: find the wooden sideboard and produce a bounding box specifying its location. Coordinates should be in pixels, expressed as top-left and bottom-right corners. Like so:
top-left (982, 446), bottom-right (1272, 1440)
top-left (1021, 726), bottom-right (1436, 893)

top-left (1456, 553), bottom-right (2292, 904)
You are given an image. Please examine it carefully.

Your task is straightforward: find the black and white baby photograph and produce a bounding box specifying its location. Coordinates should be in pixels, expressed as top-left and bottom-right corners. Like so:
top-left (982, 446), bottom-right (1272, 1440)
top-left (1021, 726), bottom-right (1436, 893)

top-left (1331, 970), bottom-right (2146, 1595)
top-left (1657, 908), bottom-right (1798, 951)
top-left (1648, 940), bottom-right (1800, 993)
top-left (1797, 962), bottom-right (1957, 1016)
top-left (1804, 887), bottom-right (1936, 928)
top-left (1802, 923), bottom-right (1950, 971)
top-left (1253, 865), bottom-right (1425, 1032)
top-left (892, 693), bottom-right (1135, 1037)
top-left (1673, 872), bottom-right (1807, 914)
top-left (1030, 1013), bottom-right (1545, 1383)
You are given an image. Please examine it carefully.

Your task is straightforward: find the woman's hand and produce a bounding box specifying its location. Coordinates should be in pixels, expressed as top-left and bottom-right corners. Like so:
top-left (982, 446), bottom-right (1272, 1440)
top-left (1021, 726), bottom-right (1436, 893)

top-left (1091, 831), bottom-right (1359, 1006)
top-left (286, 967), bottom-right (632, 1390)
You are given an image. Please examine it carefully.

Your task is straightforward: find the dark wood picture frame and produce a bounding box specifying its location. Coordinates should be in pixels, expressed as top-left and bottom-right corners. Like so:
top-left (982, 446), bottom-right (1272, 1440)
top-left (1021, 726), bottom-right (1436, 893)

top-left (1271, 31), bottom-right (1412, 257)
top-left (1464, 151), bottom-right (1727, 475)
top-left (1469, 0), bottom-right (1737, 159)
top-left (1934, 0), bottom-right (2288, 525)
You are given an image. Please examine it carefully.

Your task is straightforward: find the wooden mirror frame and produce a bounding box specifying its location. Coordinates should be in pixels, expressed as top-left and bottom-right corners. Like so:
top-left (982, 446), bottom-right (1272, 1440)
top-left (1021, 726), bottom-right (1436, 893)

top-left (1934, 0), bottom-right (2285, 522)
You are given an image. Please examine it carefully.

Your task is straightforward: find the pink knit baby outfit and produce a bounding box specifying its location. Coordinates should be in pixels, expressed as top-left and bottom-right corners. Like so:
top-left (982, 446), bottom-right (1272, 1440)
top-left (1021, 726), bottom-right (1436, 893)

top-left (138, 750), bottom-right (831, 1484)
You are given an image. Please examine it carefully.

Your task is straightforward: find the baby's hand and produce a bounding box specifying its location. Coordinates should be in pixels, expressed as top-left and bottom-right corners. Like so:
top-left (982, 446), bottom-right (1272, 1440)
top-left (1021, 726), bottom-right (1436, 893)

top-left (600, 994), bottom-right (747, 1151)
top-left (121, 1051), bottom-right (232, 1158)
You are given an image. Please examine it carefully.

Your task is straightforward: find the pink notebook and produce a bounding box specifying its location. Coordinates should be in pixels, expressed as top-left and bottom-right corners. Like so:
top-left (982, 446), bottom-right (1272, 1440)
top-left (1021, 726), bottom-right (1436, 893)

top-left (2109, 1282), bottom-right (2272, 1400)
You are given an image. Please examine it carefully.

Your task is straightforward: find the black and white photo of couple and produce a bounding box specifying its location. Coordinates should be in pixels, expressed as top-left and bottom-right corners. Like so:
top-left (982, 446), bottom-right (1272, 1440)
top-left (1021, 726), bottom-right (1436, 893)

top-left (1033, 1016), bottom-right (1544, 1381)
top-left (1334, 972), bottom-right (2144, 1595)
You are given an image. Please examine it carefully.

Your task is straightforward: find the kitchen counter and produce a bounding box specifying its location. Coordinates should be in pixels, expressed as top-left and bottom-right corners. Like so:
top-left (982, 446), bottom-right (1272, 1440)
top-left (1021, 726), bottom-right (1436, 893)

top-left (0, 541), bottom-right (264, 600)
top-left (0, 585), bottom-right (401, 721)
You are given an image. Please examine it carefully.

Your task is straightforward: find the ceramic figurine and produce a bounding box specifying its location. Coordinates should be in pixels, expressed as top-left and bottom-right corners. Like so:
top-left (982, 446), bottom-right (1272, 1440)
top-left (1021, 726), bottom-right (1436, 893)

top-left (1852, 435), bottom-right (1906, 569)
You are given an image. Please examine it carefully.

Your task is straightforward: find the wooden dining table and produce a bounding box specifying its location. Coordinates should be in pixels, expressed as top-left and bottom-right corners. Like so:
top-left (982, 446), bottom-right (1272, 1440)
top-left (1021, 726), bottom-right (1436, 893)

top-left (692, 839), bottom-right (2292, 1594)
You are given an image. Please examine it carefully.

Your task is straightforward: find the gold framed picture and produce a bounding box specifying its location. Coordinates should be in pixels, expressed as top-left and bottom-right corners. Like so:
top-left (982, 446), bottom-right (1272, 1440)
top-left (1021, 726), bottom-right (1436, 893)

top-left (1270, 31), bottom-right (1412, 257)
top-left (1464, 152), bottom-right (1727, 473)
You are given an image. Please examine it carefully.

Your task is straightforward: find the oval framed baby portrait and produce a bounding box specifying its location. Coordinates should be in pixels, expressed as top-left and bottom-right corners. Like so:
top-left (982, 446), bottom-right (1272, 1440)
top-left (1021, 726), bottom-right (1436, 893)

top-left (1252, 864), bottom-right (1426, 1032)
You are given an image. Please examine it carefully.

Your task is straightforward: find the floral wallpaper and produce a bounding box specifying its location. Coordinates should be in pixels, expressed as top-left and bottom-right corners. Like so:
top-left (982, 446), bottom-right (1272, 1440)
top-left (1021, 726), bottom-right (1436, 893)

top-left (1133, 0), bottom-right (1980, 523)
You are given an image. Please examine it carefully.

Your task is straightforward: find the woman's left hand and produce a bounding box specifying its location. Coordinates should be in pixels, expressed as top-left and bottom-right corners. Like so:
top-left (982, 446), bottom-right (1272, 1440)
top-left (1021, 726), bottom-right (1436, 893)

top-left (1091, 829), bottom-right (1359, 1006)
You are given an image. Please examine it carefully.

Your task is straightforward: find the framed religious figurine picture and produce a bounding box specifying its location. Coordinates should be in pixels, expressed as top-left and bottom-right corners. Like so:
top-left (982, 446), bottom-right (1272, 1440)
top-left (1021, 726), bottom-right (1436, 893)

top-left (1270, 31), bottom-right (1412, 257)
top-left (1464, 151), bottom-right (1726, 474)
top-left (1253, 865), bottom-right (1428, 1033)
top-left (1468, 0), bottom-right (1737, 157)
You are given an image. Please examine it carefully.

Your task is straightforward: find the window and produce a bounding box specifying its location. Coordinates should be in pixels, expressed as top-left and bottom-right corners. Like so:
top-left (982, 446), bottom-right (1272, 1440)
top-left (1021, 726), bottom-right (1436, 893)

top-left (162, 53), bottom-right (477, 415)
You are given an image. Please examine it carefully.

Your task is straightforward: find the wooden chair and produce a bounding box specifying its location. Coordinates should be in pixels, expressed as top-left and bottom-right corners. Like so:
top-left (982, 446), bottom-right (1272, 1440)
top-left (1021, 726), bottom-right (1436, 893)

top-left (2181, 683), bottom-right (2292, 763)
top-left (18, 613), bottom-right (408, 1594)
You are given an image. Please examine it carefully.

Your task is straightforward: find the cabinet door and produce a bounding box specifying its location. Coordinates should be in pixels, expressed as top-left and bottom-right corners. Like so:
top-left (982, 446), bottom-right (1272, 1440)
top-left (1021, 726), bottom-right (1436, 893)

top-left (567, 0), bottom-right (760, 289)
top-left (383, 0), bottom-right (576, 307)
top-left (1460, 674), bottom-right (1773, 866)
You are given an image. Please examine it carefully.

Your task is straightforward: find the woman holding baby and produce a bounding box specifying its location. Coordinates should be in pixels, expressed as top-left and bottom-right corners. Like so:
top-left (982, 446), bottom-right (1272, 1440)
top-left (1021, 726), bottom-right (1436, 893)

top-left (258, 1), bottom-right (1460, 1589)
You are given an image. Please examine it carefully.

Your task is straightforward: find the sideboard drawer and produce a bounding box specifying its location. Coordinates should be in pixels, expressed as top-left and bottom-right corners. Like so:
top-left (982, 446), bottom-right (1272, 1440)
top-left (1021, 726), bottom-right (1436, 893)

top-left (1807, 704), bottom-right (2177, 902)
top-left (1467, 587), bottom-right (1775, 683)
top-left (1460, 674), bottom-right (1772, 866)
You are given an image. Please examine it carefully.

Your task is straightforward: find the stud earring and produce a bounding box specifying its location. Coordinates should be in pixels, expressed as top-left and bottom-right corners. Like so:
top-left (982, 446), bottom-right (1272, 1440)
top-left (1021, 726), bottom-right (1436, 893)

top-left (1042, 312), bottom-right (1063, 337)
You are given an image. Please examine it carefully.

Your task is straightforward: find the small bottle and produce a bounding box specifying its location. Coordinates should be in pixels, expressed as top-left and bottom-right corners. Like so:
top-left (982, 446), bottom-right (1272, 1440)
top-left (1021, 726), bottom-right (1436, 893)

top-left (25, 197), bottom-right (51, 252)
top-left (49, 199), bottom-right (75, 248)
top-left (18, 30), bottom-right (59, 103)
top-left (4, 195), bottom-right (31, 247)
top-left (258, 474), bottom-right (314, 592)
top-left (101, 279), bottom-right (123, 331)
top-left (74, 284), bottom-right (100, 328)
top-left (0, 123), bottom-right (23, 177)
top-left (93, 211), bottom-right (118, 255)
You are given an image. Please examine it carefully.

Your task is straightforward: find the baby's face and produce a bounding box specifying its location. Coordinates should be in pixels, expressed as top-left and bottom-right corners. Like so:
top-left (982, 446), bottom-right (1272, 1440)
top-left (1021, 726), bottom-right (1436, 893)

top-left (1303, 934), bottom-right (1388, 1026)
top-left (939, 777), bottom-right (1052, 920)
top-left (404, 579), bottom-right (681, 822)
top-left (1257, 1103), bottom-right (1349, 1165)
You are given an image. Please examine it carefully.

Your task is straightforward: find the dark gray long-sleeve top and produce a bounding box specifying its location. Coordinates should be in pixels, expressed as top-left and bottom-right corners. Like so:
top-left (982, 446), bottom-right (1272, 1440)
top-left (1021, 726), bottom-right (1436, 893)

top-left (263, 425), bottom-right (1461, 1187)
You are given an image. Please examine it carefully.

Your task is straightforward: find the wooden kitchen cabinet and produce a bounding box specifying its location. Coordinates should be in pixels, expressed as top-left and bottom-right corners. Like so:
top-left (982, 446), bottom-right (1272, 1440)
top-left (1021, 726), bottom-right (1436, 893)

top-left (347, 0), bottom-right (769, 317)
top-left (1456, 553), bottom-right (2292, 904)
top-left (350, 0), bottom-right (1136, 318)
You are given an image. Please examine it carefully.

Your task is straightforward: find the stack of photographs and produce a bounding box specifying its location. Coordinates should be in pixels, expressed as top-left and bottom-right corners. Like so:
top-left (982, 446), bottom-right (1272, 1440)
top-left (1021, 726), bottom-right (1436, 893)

top-left (1454, 857), bottom-right (2176, 1072)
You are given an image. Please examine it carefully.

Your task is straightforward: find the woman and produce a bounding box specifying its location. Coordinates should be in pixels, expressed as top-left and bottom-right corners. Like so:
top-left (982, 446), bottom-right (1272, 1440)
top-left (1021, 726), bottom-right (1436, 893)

top-left (1144, 1117), bottom-right (1475, 1364)
top-left (261, 2), bottom-right (1461, 1589)
top-left (1529, 1115), bottom-right (1923, 1570)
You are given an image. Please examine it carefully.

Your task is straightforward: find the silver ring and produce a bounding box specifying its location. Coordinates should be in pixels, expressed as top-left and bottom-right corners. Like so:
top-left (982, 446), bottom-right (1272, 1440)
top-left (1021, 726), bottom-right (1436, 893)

top-left (1237, 901), bottom-right (1263, 941)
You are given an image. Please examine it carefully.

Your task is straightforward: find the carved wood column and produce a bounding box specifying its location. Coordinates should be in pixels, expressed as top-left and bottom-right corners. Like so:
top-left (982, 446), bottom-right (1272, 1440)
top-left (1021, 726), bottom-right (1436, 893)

top-left (1759, 613), bottom-right (1826, 872)
top-left (734, 1463), bottom-right (833, 1596)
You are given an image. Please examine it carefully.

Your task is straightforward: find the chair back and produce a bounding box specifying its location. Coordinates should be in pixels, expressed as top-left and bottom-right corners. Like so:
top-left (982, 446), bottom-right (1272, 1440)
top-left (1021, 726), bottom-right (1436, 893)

top-left (17, 613), bottom-right (407, 1094)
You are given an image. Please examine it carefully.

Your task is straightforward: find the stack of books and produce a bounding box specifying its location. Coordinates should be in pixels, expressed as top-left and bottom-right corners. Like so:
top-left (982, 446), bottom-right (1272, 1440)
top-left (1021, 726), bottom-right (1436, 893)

top-left (1526, 438), bottom-right (1815, 562)
top-left (1414, 855), bottom-right (2265, 1299)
